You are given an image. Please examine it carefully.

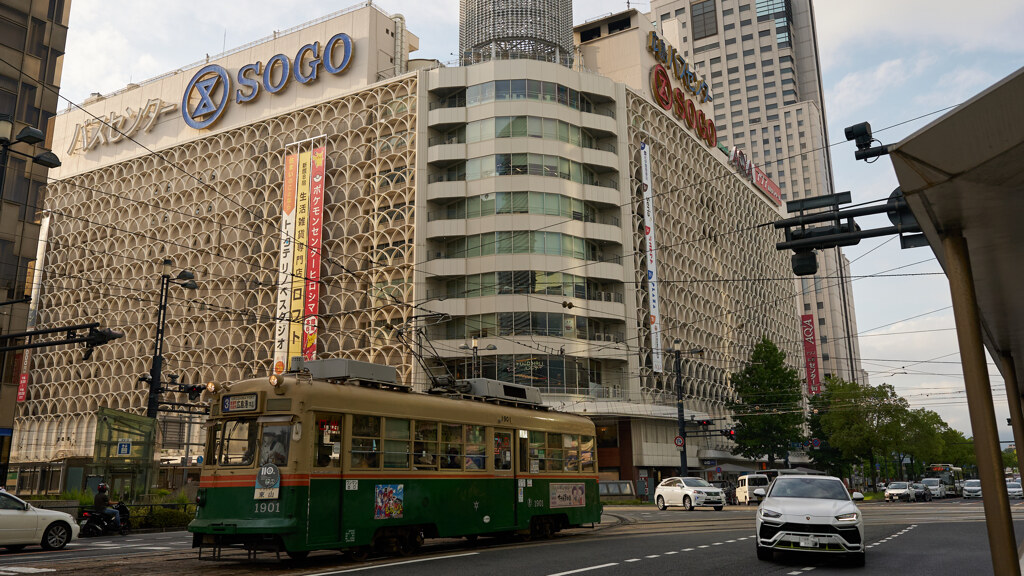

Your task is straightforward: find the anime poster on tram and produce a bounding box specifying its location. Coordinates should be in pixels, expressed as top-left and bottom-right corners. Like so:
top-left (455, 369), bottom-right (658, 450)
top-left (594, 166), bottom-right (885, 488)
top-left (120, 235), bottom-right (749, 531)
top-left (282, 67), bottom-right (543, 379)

top-left (374, 484), bottom-right (404, 519)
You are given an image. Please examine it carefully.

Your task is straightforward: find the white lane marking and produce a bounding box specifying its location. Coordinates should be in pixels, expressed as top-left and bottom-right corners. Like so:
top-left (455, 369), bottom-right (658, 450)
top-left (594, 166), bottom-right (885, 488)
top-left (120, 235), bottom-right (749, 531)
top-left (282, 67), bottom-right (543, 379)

top-left (0, 569), bottom-right (58, 574)
top-left (712, 542), bottom-right (723, 545)
top-left (304, 552), bottom-right (479, 575)
top-left (682, 548), bottom-right (695, 552)
top-left (138, 546), bottom-right (172, 550)
top-left (664, 551), bottom-right (677, 555)
top-left (624, 559), bottom-right (641, 563)
top-left (803, 568), bottom-right (815, 571)
top-left (726, 539), bottom-right (736, 542)
top-left (547, 564), bottom-right (618, 576)
top-left (788, 572), bottom-right (803, 575)
top-left (698, 545), bottom-right (710, 548)
top-left (645, 555), bottom-right (660, 558)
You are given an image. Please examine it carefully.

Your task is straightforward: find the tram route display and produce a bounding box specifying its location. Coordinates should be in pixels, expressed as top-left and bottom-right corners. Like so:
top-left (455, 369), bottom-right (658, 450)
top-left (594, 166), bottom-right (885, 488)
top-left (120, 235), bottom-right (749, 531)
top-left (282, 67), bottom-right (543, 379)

top-left (188, 359), bottom-right (601, 560)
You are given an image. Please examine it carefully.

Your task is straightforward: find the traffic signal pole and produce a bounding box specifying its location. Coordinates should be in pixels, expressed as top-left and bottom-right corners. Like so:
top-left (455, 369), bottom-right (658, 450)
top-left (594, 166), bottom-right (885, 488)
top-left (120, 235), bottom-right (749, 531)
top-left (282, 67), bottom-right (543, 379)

top-left (146, 271), bottom-right (171, 419)
top-left (675, 349), bottom-right (687, 477)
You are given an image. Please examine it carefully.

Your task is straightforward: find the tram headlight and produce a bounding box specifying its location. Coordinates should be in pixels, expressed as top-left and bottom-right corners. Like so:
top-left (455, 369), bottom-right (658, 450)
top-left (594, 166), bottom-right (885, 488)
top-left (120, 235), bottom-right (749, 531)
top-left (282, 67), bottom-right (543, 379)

top-left (269, 373), bottom-right (286, 395)
top-left (205, 381), bottom-right (216, 394)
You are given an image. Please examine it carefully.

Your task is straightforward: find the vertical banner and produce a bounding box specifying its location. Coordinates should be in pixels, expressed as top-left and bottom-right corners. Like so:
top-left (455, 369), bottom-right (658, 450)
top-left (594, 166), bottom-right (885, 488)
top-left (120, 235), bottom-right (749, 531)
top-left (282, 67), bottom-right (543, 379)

top-left (302, 146), bottom-right (326, 360)
top-left (289, 151), bottom-right (312, 364)
top-left (640, 142), bottom-right (663, 373)
top-left (801, 314), bottom-right (822, 394)
top-left (273, 154), bottom-right (299, 374)
top-left (14, 352), bottom-right (27, 402)
top-left (18, 214), bottom-right (49, 400)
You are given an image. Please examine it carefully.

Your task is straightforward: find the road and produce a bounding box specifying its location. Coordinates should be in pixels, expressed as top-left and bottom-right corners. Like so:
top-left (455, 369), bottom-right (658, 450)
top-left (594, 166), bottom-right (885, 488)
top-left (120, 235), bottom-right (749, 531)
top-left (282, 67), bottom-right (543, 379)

top-left (3, 498), bottom-right (1023, 576)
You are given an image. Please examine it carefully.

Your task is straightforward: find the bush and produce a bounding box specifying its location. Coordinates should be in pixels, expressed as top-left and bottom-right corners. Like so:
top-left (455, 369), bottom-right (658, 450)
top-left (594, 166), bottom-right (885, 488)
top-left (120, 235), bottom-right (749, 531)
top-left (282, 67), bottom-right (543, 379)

top-left (131, 505), bottom-right (195, 529)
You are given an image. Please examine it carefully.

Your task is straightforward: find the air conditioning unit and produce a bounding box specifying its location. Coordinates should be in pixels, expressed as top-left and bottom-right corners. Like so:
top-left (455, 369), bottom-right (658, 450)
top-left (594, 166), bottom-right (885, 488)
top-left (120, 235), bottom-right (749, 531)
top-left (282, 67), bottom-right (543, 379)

top-left (613, 335), bottom-right (623, 344)
top-left (603, 334), bottom-right (614, 342)
top-left (594, 333), bottom-right (605, 342)
top-left (433, 251), bottom-right (443, 259)
top-left (602, 291), bottom-right (612, 302)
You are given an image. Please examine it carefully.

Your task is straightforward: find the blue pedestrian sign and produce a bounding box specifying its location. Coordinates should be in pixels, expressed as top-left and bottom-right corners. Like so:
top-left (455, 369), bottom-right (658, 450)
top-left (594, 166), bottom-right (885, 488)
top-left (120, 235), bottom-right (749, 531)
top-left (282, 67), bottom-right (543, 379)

top-left (116, 439), bottom-right (132, 456)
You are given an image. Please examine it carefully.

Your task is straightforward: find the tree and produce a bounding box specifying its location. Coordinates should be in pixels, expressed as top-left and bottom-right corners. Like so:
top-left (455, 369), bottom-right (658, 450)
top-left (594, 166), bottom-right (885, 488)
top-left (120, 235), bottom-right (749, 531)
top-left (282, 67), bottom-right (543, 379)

top-left (807, 378), bottom-right (864, 477)
top-left (729, 337), bottom-right (804, 467)
top-left (1002, 447), bottom-right (1017, 473)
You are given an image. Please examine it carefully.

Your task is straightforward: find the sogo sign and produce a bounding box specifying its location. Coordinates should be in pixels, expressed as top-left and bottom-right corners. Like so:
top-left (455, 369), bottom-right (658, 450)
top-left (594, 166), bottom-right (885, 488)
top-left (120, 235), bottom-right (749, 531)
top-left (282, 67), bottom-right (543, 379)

top-left (646, 31), bottom-right (717, 148)
top-left (182, 33), bottom-right (354, 130)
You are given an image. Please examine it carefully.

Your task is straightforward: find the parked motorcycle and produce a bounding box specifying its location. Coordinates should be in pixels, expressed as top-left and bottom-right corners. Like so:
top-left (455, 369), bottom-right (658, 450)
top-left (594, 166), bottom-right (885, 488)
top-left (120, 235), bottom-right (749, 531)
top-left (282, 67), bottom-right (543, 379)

top-left (80, 501), bottom-right (130, 536)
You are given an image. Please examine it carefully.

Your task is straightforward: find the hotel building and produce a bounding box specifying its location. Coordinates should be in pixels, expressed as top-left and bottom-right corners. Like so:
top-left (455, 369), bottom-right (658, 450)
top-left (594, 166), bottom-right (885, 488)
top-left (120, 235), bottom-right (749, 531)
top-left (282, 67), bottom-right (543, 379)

top-left (9, 1), bottom-right (801, 492)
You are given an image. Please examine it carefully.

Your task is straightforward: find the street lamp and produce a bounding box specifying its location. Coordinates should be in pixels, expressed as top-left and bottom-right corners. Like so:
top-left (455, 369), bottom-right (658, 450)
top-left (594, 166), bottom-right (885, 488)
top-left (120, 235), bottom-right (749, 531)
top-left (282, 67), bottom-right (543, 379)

top-left (145, 258), bottom-right (198, 418)
top-left (672, 339), bottom-right (704, 477)
top-left (459, 338), bottom-right (496, 379)
top-left (0, 114), bottom-right (62, 193)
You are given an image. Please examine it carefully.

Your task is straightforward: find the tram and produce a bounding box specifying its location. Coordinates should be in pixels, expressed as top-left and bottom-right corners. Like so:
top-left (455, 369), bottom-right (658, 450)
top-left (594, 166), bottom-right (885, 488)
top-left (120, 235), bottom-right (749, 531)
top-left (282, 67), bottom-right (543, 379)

top-left (188, 358), bottom-right (602, 559)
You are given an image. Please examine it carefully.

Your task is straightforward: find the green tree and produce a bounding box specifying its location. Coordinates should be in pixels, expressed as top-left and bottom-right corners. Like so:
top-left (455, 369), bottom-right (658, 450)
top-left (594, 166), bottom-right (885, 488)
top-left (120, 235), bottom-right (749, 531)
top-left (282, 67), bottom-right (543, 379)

top-left (729, 337), bottom-right (804, 467)
top-left (1002, 447), bottom-right (1017, 472)
top-left (937, 426), bottom-right (975, 467)
top-left (807, 378), bottom-right (863, 477)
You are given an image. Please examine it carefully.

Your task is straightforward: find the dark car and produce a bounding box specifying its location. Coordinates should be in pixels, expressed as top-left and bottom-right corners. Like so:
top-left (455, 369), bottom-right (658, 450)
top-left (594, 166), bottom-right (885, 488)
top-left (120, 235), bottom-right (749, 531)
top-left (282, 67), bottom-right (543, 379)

top-left (710, 480), bottom-right (737, 505)
top-left (910, 482), bottom-right (932, 502)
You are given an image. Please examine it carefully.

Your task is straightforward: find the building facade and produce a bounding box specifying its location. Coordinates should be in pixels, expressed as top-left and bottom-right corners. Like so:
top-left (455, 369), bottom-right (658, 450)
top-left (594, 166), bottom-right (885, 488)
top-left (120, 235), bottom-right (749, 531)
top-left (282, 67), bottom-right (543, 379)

top-left (0, 0), bottom-right (71, 488)
top-left (645, 0), bottom-right (865, 386)
top-left (11, 1), bottom-right (801, 493)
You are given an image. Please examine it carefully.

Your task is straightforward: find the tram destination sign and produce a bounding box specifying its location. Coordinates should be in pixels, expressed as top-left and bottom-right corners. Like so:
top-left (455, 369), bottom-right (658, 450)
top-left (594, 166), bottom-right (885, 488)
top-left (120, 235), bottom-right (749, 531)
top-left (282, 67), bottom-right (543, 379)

top-left (222, 393), bottom-right (258, 413)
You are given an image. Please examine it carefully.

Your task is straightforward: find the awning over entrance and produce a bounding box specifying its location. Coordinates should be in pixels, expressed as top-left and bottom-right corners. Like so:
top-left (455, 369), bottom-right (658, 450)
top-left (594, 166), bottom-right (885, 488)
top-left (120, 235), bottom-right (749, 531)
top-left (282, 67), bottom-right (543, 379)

top-left (888, 65), bottom-right (1024, 575)
top-left (700, 463), bottom-right (755, 474)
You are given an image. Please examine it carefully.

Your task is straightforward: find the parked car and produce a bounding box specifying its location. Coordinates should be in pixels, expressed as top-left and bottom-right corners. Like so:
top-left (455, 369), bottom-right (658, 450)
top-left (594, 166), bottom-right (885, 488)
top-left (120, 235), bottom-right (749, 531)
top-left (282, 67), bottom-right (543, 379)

top-left (1007, 482), bottom-right (1023, 499)
top-left (910, 482), bottom-right (932, 502)
top-left (0, 491), bottom-right (79, 551)
top-left (884, 481), bottom-right (915, 502)
top-left (654, 477), bottom-right (726, 511)
top-left (737, 474), bottom-right (770, 505)
top-left (710, 480), bottom-right (737, 505)
top-left (754, 475), bottom-right (865, 567)
top-left (921, 477), bottom-right (946, 498)
top-left (963, 479), bottom-right (982, 498)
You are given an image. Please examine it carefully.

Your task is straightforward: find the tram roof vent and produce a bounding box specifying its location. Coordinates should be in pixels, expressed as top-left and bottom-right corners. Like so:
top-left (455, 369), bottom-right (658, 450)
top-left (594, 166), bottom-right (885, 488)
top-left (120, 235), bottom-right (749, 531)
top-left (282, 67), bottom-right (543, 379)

top-left (459, 378), bottom-right (543, 406)
top-left (290, 357), bottom-right (401, 389)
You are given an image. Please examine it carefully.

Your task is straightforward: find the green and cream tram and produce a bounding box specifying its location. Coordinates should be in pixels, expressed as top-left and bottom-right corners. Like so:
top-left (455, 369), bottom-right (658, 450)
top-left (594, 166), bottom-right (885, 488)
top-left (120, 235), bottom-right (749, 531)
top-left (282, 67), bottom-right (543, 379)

top-left (189, 359), bottom-right (601, 559)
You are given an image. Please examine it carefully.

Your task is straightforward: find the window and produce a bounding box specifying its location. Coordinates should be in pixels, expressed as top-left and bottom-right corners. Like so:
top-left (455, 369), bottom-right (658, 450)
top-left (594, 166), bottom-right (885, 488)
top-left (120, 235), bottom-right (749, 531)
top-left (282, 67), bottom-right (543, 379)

top-left (209, 419), bottom-right (258, 467)
top-left (607, 17), bottom-right (631, 34)
top-left (351, 415), bottom-right (382, 469)
top-left (691, 0), bottom-right (718, 40)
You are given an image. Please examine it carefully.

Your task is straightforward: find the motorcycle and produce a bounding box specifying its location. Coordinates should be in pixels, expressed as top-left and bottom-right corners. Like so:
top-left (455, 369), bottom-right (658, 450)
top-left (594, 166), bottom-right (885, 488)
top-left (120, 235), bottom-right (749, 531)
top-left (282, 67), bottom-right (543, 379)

top-left (80, 502), bottom-right (130, 536)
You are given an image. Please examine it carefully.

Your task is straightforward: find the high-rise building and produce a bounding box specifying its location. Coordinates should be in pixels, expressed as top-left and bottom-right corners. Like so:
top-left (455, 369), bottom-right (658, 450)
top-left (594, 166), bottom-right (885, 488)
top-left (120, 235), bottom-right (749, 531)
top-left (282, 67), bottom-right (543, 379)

top-left (647, 0), bottom-right (865, 385)
top-left (0, 0), bottom-right (71, 488)
top-left (11, 1), bottom-right (800, 493)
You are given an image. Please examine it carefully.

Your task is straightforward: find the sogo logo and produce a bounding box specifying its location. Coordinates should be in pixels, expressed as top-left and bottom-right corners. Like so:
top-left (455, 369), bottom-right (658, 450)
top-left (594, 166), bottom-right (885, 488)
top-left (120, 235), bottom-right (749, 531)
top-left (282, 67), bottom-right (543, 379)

top-left (182, 33), bottom-right (354, 130)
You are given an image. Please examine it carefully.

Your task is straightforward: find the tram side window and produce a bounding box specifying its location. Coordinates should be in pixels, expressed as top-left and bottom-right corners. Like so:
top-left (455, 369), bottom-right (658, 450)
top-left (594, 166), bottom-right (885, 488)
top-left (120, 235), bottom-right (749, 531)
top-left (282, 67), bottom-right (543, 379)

top-left (260, 424), bottom-right (291, 467)
top-left (441, 423), bottom-right (463, 469)
top-left (494, 431), bottom-right (512, 470)
top-left (351, 415), bottom-right (381, 469)
top-left (581, 435), bottom-right (596, 472)
top-left (464, 425), bottom-right (486, 470)
top-left (217, 419), bottom-right (258, 466)
top-left (384, 418), bottom-right (411, 469)
top-left (414, 421), bottom-right (439, 469)
top-left (546, 433), bottom-right (564, 472)
top-left (525, 430), bottom-right (545, 473)
top-left (315, 413), bottom-right (342, 468)
top-left (563, 434), bottom-right (580, 472)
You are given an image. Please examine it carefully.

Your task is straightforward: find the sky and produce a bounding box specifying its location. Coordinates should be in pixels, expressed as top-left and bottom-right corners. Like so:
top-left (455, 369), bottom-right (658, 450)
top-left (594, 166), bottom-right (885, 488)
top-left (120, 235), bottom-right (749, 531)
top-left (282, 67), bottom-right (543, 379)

top-left (56, 1), bottom-right (1024, 439)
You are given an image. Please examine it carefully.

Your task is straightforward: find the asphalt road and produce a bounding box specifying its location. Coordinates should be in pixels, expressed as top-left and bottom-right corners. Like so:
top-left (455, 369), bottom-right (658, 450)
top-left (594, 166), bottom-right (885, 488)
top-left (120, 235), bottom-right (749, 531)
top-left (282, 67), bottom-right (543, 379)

top-left (3, 498), bottom-right (1023, 576)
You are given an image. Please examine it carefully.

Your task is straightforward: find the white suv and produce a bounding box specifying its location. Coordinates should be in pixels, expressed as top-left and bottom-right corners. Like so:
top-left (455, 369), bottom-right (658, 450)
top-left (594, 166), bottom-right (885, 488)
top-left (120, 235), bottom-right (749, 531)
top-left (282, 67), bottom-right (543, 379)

top-left (655, 477), bottom-right (726, 511)
top-left (884, 481), bottom-right (915, 502)
top-left (921, 478), bottom-right (946, 498)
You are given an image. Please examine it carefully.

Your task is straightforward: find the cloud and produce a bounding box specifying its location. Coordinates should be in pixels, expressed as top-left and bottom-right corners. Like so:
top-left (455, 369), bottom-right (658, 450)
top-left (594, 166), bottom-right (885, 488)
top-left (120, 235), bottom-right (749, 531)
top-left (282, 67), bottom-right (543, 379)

top-left (815, 0), bottom-right (1024, 72)
top-left (912, 67), bottom-right (998, 109)
top-left (828, 58), bottom-right (916, 121)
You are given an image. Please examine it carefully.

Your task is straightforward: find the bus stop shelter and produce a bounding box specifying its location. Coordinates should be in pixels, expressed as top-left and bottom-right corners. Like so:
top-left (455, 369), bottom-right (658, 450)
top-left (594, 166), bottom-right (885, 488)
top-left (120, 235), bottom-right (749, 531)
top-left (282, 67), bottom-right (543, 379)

top-left (887, 65), bottom-right (1024, 574)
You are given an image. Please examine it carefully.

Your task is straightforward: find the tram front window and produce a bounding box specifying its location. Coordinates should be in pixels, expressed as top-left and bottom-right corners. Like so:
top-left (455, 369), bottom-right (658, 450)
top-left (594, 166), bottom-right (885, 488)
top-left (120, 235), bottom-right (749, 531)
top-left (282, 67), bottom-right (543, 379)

top-left (212, 419), bottom-right (258, 466)
top-left (260, 424), bottom-right (291, 467)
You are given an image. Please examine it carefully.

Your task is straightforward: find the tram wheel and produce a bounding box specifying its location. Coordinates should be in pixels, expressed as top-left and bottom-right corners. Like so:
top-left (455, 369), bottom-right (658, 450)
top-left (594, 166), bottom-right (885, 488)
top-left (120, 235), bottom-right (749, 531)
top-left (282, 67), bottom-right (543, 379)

top-left (397, 530), bottom-right (423, 556)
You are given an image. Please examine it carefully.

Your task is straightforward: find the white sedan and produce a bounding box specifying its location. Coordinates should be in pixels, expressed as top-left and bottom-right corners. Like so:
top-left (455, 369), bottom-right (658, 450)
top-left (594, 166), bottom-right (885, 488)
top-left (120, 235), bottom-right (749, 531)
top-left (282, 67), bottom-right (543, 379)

top-left (654, 476), bottom-right (726, 511)
top-left (0, 491), bottom-right (79, 551)
top-left (755, 475), bottom-right (865, 567)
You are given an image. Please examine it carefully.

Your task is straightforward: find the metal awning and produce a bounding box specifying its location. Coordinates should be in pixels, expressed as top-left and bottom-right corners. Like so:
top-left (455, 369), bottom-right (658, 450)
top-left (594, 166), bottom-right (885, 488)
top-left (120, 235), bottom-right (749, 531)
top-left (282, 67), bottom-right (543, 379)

top-left (888, 65), bottom-right (1024, 574)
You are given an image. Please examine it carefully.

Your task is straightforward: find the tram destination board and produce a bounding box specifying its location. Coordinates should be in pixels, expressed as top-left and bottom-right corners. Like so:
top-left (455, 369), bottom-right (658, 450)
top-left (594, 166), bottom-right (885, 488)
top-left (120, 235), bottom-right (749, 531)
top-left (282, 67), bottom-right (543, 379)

top-left (222, 393), bottom-right (258, 413)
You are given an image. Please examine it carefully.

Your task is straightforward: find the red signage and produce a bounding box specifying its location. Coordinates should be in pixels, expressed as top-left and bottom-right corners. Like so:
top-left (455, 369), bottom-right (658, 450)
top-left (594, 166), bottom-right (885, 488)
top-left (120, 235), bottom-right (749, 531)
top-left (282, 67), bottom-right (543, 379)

top-left (15, 351), bottom-right (28, 402)
top-left (801, 314), bottom-right (821, 394)
top-left (730, 146), bottom-right (782, 206)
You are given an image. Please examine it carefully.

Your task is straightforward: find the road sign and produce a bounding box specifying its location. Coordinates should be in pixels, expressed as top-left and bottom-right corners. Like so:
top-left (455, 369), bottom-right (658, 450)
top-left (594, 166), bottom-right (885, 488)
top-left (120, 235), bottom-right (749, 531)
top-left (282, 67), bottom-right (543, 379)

top-left (812, 438), bottom-right (821, 448)
top-left (116, 439), bottom-right (131, 456)
top-left (716, 466), bottom-right (722, 473)
top-left (197, 456), bottom-right (204, 464)
top-left (674, 436), bottom-right (684, 447)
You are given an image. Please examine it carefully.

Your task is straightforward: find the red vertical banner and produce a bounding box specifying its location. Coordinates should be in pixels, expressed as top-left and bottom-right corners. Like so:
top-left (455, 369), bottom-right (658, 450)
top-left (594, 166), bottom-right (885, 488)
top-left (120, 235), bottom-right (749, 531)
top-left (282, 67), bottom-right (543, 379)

top-left (15, 351), bottom-right (28, 402)
top-left (801, 314), bottom-right (821, 394)
top-left (302, 146), bottom-right (326, 360)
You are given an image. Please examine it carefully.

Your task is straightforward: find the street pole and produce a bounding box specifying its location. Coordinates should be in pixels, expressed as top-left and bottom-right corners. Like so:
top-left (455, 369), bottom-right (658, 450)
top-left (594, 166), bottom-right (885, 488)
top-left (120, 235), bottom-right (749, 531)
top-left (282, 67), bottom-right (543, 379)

top-left (675, 348), bottom-right (687, 477)
top-left (146, 263), bottom-right (171, 419)
top-left (471, 338), bottom-right (479, 378)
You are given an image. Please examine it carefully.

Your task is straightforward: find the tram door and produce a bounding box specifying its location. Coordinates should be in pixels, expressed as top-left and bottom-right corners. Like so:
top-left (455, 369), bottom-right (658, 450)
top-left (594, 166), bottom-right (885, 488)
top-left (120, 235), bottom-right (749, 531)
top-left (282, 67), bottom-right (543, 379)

top-left (309, 413), bottom-right (343, 546)
top-left (493, 429), bottom-right (515, 527)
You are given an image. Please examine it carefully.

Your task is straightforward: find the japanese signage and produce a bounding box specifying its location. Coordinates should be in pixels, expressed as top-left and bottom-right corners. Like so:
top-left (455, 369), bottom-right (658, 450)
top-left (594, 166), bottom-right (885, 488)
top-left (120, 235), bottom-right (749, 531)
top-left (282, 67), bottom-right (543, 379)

top-left (65, 99), bottom-right (178, 155)
top-left (222, 393), bottom-right (258, 413)
top-left (646, 31), bottom-right (717, 148)
top-left (801, 314), bottom-right (821, 394)
top-left (182, 33), bottom-right (353, 130)
top-left (640, 143), bottom-right (664, 373)
top-left (274, 154), bottom-right (298, 374)
top-left (729, 146), bottom-right (782, 206)
top-left (550, 483), bottom-right (586, 508)
top-left (274, 144), bottom-right (327, 373)
top-left (14, 352), bottom-right (27, 402)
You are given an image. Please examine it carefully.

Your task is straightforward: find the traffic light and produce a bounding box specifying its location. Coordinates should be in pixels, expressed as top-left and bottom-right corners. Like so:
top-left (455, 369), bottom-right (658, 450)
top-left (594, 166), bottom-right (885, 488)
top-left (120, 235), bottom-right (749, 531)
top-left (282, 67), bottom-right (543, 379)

top-left (698, 419), bottom-right (712, 427)
top-left (721, 428), bottom-right (736, 438)
top-left (82, 327), bottom-right (124, 360)
top-left (186, 384), bottom-right (205, 401)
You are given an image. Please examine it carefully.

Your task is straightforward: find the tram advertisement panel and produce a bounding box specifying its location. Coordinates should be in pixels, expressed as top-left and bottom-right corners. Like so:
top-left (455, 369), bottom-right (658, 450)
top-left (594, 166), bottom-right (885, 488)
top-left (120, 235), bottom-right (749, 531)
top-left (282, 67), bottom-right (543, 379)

top-left (550, 483), bottom-right (586, 508)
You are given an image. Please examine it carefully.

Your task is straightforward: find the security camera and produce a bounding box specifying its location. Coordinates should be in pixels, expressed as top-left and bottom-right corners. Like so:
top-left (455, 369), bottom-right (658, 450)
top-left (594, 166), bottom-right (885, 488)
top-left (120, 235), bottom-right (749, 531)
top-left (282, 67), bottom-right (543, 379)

top-left (844, 122), bottom-right (873, 150)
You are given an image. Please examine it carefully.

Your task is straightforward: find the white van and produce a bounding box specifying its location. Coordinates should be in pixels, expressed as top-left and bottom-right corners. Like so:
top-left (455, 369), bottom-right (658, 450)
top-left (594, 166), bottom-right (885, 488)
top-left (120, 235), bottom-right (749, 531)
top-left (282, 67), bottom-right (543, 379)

top-left (737, 474), bottom-right (770, 505)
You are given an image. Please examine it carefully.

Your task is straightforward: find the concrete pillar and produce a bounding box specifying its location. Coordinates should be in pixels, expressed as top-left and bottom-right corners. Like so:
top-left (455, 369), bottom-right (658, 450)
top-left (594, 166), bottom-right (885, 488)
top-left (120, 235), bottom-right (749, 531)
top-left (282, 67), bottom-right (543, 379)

top-left (943, 232), bottom-right (1019, 576)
